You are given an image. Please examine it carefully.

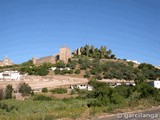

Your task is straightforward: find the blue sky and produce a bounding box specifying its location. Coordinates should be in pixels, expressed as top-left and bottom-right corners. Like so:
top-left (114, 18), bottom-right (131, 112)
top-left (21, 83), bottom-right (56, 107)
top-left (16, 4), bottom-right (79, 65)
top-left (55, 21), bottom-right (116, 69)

top-left (0, 0), bottom-right (160, 65)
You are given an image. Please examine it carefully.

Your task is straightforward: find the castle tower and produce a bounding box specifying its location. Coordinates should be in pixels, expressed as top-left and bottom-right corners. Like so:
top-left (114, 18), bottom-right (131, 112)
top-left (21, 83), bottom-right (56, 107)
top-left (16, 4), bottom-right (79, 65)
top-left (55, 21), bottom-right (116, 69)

top-left (32, 57), bottom-right (37, 65)
top-left (77, 48), bottom-right (81, 55)
top-left (59, 46), bottom-right (71, 63)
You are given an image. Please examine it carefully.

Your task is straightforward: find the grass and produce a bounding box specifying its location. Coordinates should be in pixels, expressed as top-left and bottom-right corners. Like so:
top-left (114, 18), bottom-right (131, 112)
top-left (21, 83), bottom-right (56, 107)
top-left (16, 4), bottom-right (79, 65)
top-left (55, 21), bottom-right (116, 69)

top-left (0, 93), bottom-right (159, 120)
top-left (0, 98), bottom-right (88, 120)
top-left (50, 88), bottom-right (67, 94)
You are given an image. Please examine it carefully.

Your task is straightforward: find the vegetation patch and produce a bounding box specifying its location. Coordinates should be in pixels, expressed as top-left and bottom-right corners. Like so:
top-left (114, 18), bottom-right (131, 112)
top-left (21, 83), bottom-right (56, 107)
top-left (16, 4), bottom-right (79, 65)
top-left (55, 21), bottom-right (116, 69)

top-left (33, 95), bottom-right (52, 101)
top-left (50, 88), bottom-right (67, 94)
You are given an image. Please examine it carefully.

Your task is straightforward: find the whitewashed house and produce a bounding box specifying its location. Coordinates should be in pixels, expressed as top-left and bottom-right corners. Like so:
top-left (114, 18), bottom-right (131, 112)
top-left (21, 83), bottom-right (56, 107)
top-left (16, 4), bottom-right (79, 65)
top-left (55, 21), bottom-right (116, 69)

top-left (50, 67), bottom-right (71, 71)
top-left (0, 71), bottom-right (21, 80)
top-left (148, 80), bottom-right (160, 89)
top-left (71, 84), bottom-right (93, 91)
top-left (49, 67), bottom-right (57, 71)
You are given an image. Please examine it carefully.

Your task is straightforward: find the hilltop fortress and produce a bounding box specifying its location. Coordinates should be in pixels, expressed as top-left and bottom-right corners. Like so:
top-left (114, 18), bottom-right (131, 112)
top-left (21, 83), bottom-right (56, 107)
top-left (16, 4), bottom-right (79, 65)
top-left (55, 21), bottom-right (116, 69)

top-left (33, 46), bottom-right (71, 65)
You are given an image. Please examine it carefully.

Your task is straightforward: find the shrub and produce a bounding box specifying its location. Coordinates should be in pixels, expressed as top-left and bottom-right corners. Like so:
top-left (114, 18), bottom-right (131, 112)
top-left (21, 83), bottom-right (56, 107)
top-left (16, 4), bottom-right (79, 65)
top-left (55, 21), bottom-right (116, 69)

top-left (0, 102), bottom-right (18, 112)
top-left (0, 89), bottom-right (4, 100)
top-left (42, 88), bottom-right (48, 93)
top-left (19, 82), bottom-right (32, 96)
top-left (71, 89), bottom-right (78, 95)
top-left (54, 69), bottom-right (61, 74)
top-left (84, 71), bottom-right (90, 78)
top-left (55, 60), bottom-right (66, 68)
top-left (88, 99), bottom-right (103, 107)
top-left (68, 70), bottom-right (73, 74)
top-left (95, 73), bottom-right (103, 80)
top-left (75, 69), bottom-right (80, 74)
top-left (110, 92), bottom-right (126, 105)
top-left (34, 95), bottom-right (52, 101)
top-left (35, 65), bottom-right (49, 76)
top-left (50, 88), bottom-right (67, 94)
top-left (5, 85), bottom-right (13, 99)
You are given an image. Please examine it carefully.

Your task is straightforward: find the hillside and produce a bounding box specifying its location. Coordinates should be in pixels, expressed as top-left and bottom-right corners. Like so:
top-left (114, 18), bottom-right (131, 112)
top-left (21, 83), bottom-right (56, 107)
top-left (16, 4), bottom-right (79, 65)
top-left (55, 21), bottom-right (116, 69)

top-left (0, 45), bottom-right (160, 83)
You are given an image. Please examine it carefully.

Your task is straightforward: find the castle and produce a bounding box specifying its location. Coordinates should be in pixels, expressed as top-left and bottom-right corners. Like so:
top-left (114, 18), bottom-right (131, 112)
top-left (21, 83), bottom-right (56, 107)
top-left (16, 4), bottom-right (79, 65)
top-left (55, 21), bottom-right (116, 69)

top-left (33, 46), bottom-right (71, 65)
top-left (0, 56), bottom-right (14, 67)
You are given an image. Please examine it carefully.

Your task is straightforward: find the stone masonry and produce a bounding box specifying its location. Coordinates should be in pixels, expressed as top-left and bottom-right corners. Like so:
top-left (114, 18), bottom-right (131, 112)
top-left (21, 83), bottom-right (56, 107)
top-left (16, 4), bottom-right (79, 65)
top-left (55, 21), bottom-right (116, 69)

top-left (59, 47), bottom-right (71, 63)
top-left (33, 46), bottom-right (71, 65)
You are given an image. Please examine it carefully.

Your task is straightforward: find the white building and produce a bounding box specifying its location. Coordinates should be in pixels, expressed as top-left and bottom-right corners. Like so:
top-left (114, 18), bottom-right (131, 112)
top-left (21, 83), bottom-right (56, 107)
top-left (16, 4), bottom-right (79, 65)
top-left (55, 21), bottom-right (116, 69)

top-left (49, 67), bottom-right (57, 71)
top-left (148, 81), bottom-right (160, 89)
top-left (0, 71), bottom-right (21, 80)
top-left (50, 67), bottom-right (71, 71)
top-left (155, 65), bottom-right (160, 70)
top-left (71, 84), bottom-right (93, 91)
top-left (127, 60), bottom-right (140, 65)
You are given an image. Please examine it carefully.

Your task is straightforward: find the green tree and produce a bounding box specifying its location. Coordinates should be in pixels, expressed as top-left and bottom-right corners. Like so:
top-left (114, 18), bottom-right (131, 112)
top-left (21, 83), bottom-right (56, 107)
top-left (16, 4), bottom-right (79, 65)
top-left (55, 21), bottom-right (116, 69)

top-left (89, 45), bottom-right (95, 57)
top-left (56, 60), bottom-right (65, 68)
top-left (19, 82), bottom-right (32, 96)
top-left (134, 72), bottom-right (146, 84)
top-left (127, 61), bottom-right (134, 66)
top-left (107, 49), bottom-right (112, 58)
top-left (93, 48), bottom-right (100, 59)
top-left (35, 65), bottom-right (49, 76)
top-left (67, 60), bottom-right (77, 69)
top-left (0, 89), bottom-right (4, 100)
top-left (104, 71), bottom-right (114, 79)
top-left (79, 58), bottom-right (91, 70)
top-left (110, 54), bottom-right (116, 59)
top-left (138, 63), bottom-right (158, 79)
top-left (84, 45), bottom-right (90, 56)
top-left (21, 60), bottom-right (34, 66)
top-left (5, 85), bottom-right (13, 99)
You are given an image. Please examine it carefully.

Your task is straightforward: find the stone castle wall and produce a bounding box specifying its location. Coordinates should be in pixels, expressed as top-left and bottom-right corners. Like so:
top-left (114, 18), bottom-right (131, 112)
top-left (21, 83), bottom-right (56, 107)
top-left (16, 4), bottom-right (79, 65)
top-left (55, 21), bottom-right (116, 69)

top-left (33, 56), bottom-right (55, 66)
top-left (33, 47), bottom-right (71, 65)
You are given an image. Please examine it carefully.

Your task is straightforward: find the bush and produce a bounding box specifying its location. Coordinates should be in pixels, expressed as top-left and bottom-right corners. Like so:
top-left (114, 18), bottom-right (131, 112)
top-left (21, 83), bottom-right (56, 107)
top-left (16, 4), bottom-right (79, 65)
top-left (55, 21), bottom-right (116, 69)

top-left (71, 89), bottom-right (78, 95)
top-left (35, 65), bottom-right (49, 76)
top-left (88, 99), bottom-right (103, 107)
top-left (55, 60), bottom-right (66, 68)
top-left (0, 89), bottom-right (4, 100)
top-left (68, 70), bottom-right (73, 74)
top-left (50, 88), bottom-right (67, 94)
top-left (5, 85), bottom-right (13, 99)
top-left (84, 71), bottom-right (90, 78)
top-left (0, 102), bottom-right (18, 112)
top-left (110, 92), bottom-right (126, 105)
top-left (54, 69), bottom-right (61, 74)
top-left (75, 69), bottom-right (80, 74)
top-left (42, 88), bottom-right (48, 93)
top-left (34, 95), bottom-right (52, 101)
top-left (19, 82), bottom-right (32, 96)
